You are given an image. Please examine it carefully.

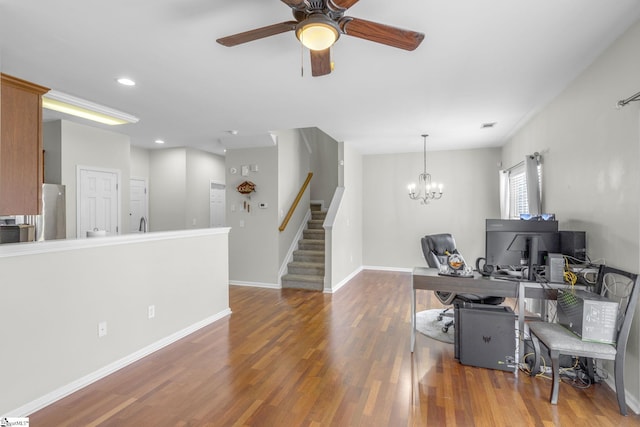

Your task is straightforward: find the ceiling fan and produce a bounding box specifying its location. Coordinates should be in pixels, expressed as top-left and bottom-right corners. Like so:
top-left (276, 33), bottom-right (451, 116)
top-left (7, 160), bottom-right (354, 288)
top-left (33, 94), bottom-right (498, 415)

top-left (216, 0), bottom-right (425, 77)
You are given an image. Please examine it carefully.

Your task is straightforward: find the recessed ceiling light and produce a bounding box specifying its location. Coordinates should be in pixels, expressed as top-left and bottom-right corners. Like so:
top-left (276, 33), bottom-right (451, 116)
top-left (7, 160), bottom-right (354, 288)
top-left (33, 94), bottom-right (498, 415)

top-left (481, 122), bottom-right (497, 129)
top-left (117, 77), bottom-right (136, 86)
top-left (155, 139), bottom-right (165, 144)
top-left (226, 130), bottom-right (239, 135)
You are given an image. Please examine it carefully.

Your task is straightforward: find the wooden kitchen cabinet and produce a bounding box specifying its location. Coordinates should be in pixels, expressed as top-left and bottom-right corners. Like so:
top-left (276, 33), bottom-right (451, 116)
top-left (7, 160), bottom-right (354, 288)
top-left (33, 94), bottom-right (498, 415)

top-left (1, 74), bottom-right (49, 215)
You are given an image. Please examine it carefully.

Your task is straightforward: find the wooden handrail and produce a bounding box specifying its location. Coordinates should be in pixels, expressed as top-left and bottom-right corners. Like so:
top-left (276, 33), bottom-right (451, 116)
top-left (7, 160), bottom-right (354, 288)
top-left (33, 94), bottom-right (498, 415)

top-left (279, 172), bottom-right (313, 232)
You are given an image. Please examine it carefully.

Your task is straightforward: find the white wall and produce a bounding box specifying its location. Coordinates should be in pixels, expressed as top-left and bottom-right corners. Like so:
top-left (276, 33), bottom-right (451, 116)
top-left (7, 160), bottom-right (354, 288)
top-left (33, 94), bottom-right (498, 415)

top-left (185, 148), bottom-right (226, 229)
top-left (327, 142), bottom-right (363, 291)
top-left (149, 148), bottom-right (187, 232)
top-left (502, 20), bottom-right (640, 410)
top-left (226, 145), bottom-right (280, 285)
top-left (226, 130), bottom-right (319, 286)
top-left (59, 120), bottom-right (131, 239)
top-left (277, 129), bottom-right (311, 268)
top-left (147, 147), bottom-right (225, 232)
top-left (305, 127), bottom-right (339, 207)
top-left (0, 230), bottom-right (230, 416)
top-left (130, 145), bottom-right (150, 178)
top-left (362, 147), bottom-right (501, 268)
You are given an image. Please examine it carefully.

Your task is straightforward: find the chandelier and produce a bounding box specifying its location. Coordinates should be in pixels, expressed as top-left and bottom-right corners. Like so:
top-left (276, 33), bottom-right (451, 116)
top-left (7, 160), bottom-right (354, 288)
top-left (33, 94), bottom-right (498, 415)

top-left (408, 134), bottom-right (443, 204)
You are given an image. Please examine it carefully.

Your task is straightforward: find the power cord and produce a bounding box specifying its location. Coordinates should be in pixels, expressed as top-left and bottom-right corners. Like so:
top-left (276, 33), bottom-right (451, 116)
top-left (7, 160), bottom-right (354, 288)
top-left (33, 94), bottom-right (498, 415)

top-left (524, 354), bottom-right (594, 390)
top-left (563, 256), bottom-right (577, 286)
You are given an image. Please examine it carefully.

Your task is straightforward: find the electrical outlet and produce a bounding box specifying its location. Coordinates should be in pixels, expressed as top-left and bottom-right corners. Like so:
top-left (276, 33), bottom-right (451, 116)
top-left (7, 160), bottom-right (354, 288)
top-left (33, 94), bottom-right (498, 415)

top-left (98, 321), bottom-right (107, 338)
top-left (148, 305), bottom-right (155, 319)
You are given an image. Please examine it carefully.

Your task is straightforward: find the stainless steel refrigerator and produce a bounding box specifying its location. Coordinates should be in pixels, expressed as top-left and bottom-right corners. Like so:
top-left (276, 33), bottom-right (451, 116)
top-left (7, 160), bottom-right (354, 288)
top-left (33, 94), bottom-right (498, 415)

top-left (33, 183), bottom-right (66, 241)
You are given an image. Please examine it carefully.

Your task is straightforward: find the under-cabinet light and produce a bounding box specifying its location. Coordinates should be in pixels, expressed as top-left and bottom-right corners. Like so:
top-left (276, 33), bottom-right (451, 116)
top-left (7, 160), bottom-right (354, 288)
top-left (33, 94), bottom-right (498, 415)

top-left (42, 90), bottom-right (139, 125)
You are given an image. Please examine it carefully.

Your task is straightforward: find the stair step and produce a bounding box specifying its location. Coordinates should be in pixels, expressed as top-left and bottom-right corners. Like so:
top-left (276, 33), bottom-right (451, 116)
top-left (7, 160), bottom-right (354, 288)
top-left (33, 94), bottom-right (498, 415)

top-left (288, 261), bottom-right (325, 276)
top-left (280, 202), bottom-right (327, 292)
top-left (293, 250), bottom-right (324, 262)
top-left (307, 219), bottom-right (324, 229)
top-left (282, 274), bottom-right (324, 291)
top-left (303, 229), bottom-right (325, 240)
top-left (311, 211), bottom-right (327, 220)
top-left (298, 239), bottom-right (325, 250)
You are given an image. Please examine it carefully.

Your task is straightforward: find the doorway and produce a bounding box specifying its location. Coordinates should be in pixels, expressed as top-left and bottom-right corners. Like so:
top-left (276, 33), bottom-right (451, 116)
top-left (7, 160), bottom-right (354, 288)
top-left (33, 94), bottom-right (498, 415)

top-left (77, 166), bottom-right (120, 238)
top-left (210, 181), bottom-right (226, 227)
top-left (129, 177), bottom-right (148, 233)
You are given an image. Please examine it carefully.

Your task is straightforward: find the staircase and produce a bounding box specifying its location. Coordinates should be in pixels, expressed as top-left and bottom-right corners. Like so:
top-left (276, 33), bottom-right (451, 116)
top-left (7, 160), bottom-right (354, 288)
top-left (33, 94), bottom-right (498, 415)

top-left (281, 204), bottom-right (326, 291)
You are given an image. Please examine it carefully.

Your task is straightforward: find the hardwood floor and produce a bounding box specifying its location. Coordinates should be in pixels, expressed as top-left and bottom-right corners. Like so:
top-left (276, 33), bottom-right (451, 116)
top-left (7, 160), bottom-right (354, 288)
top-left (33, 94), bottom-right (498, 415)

top-left (31, 270), bottom-right (640, 426)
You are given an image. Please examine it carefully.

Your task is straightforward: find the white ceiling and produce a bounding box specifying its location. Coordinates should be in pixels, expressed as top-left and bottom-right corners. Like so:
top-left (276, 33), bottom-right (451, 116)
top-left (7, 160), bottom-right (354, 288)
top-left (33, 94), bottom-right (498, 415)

top-left (1, 0), bottom-right (640, 156)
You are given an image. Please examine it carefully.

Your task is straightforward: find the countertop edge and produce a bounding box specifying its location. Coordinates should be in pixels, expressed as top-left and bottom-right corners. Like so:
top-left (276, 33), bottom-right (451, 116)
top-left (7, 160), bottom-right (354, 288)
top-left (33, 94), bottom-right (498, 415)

top-left (0, 228), bottom-right (231, 258)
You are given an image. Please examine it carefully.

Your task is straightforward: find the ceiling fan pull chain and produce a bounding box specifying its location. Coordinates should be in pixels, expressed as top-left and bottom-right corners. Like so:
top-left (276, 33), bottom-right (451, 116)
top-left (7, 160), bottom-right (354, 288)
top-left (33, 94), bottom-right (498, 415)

top-left (300, 35), bottom-right (304, 77)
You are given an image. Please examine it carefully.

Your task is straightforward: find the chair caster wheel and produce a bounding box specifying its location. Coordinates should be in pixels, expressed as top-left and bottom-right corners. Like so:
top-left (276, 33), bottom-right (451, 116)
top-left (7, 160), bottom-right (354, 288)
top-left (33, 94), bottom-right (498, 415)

top-left (442, 326), bottom-right (449, 333)
top-left (437, 315), bottom-right (443, 321)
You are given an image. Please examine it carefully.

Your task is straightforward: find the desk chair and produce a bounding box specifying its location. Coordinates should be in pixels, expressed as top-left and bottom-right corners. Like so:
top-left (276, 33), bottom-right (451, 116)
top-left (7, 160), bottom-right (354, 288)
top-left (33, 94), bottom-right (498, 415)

top-left (528, 266), bottom-right (639, 415)
top-left (421, 234), bottom-right (504, 332)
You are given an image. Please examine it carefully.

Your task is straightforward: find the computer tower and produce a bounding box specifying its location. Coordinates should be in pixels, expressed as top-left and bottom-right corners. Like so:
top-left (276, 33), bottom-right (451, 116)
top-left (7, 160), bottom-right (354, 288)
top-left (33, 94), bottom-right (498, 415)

top-left (559, 231), bottom-right (586, 263)
top-left (557, 289), bottom-right (618, 344)
top-left (454, 303), bottom-right (516, 372)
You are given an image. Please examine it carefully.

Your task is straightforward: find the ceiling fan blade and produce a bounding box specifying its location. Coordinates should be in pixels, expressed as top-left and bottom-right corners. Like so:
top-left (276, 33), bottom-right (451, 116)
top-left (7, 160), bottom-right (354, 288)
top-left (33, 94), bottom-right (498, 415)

top-left (310, 49), bottom-right (332, 77)
top-left (217, 21), bottom-right (297, 47)
top-left (330, 0), bottom-right (360, 10)
top-left (340, 18), bottom-right (424, 51)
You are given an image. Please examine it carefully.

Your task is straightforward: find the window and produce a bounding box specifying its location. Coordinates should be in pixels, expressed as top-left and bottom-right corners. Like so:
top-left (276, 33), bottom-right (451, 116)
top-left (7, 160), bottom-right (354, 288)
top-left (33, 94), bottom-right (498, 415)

top-left (501, 156), bottom-right (542, 219)
top-left (509, 166), bottom-right (528, 219)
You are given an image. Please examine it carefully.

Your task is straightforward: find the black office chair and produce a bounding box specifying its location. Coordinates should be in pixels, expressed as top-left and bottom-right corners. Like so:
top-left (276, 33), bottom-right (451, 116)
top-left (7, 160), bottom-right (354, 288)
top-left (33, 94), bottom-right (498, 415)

top-left (421, 233), bottom-right (505, 332)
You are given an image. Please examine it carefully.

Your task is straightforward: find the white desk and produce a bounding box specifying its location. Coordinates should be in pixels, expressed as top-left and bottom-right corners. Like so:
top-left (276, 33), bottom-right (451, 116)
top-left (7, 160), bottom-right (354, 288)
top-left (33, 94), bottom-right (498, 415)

top-left (411, 267), bottom-right (582, 357)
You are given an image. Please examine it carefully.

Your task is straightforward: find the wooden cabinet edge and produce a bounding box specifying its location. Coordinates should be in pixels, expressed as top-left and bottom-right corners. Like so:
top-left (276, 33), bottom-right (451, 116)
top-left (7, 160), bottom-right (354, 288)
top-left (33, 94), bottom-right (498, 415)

top-left (1, 73), bottom-right (50, 214)
top-left (1, 73), bottom-right (50, 95)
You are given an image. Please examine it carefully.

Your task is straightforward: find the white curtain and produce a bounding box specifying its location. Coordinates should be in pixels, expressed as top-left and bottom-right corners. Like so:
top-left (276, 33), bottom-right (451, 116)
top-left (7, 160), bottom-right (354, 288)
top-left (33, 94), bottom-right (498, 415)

top-left (499, 170), bottom-right (510, 219)
top-left (524, 155), bottom-right (541, 215)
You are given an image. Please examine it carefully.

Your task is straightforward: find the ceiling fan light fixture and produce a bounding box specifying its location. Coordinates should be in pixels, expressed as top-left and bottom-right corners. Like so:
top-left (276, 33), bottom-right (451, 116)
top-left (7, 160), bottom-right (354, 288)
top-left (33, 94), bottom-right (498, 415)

top-left (296, 16), bottom-right (340, 51)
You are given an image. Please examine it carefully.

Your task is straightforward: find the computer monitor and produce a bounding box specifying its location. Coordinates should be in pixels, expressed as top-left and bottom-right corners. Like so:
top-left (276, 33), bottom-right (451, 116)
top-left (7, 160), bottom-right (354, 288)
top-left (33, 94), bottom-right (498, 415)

top-left (485, 219), bottom-right (560, 275)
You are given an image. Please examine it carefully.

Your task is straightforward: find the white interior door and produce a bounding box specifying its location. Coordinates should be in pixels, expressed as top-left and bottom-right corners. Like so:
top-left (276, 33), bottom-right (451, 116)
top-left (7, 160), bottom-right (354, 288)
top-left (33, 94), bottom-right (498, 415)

top-left (210, 181), bottom-right (225, 227)
top-left (78, 167), bottom-right (119, 238)
top-left (129, 178), bottom-right (148, 232)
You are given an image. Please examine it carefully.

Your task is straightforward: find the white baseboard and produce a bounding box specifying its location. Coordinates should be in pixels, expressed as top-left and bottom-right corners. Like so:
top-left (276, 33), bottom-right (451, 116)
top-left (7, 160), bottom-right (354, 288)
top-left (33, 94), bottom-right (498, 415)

top-left (5, 308), bottom-right (231, 418)
top-left (230, 281), bottom-right (280, 289)
top-left (362, 265), bottom-right (413, 273)
top-left (603, 375), bottom-right (640, 415)
top-left (325, 266), bottom-right (363, 293)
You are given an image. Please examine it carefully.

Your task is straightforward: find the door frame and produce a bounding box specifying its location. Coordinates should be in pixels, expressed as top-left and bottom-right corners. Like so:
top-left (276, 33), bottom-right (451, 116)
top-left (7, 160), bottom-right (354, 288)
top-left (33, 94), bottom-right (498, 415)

top-left (76, 165), bottom-right (121, 238)
top-left (209, 180), bottom-right (226, 228)
top-left (130, 176), bottom-right (149, 233)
